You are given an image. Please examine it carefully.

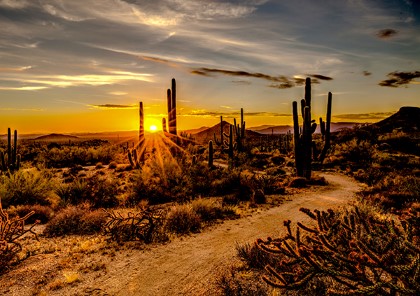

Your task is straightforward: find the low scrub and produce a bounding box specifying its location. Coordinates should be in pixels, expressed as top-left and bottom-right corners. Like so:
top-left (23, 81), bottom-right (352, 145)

top-left (56, 175), bottom-right (119, 208)
top-left (165, 204), bottom-right (202, 234)
top-left (103, 208), bottom-right (168, 243)
top-left (0, 170), bottom-right (55, 207)
top-left (7, 204), bottom-right (53, 224)
top-left (191, 198), bottom-right (237, 222)
top-left (44, 205), bottom-right (106, 237)
top-left (1, 203), bottom-right (37, 273)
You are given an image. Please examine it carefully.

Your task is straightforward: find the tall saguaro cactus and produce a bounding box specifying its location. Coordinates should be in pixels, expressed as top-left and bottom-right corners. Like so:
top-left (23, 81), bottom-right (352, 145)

top-left (233, 108), bottom-right (246, 151)
top-left (318, 92), bottom-right (332, 163)
top-left (213, 116), bottom-right (224, 148)
top-left (293, 78), bottom-right (333, 179)
top-left (208, 140), bottom-right (214, 167)
top-left (139, 101), bottom-right (145, 147)
top-left (0, 128), bottom-right (20, 172)
top-left (167, 78), bottom-right (177, 136)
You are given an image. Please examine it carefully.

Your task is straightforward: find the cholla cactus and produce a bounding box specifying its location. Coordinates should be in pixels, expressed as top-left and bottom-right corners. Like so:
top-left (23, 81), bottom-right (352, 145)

top-left (257, 206), bottom-right (420, 295)
top-left (1, 202), bottom-right (37, 272)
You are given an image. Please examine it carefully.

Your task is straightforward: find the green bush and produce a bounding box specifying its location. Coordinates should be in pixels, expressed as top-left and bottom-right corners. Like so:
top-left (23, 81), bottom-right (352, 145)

top-left (55, 175), bottom-right (119, 208)
top-left (0, 170), bottom-right (55, 207)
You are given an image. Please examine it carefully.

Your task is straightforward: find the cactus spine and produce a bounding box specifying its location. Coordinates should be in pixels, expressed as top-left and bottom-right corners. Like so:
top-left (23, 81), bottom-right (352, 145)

top-left (167, 78), bottom-right (177, 136)
top-left (0, 128), bottom-right (20, 172)
top-left (208, 140), bottom-right (214, 167)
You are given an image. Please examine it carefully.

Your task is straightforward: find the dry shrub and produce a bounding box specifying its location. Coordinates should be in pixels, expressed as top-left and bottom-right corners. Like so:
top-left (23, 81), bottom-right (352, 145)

top-left (103, 208), bottom-right (168, 243)
top-left (191, 198), bottom-right (238, 222)
top-left (165, 204), bottom-right (201, 234)
top-left (214, 264), bottom-right (270, 296)
top-left (7, 204), bottom-right (53, 224)
top-left (44, 205), bottom-right (106, 237)
top-left (1, 203), bottom-right (37, 273)
top-left (236, 242), bottom-right (278, 270)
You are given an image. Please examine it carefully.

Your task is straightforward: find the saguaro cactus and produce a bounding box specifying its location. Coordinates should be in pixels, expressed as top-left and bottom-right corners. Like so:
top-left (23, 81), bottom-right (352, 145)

top-left (0, 128), bottom-right (21, 172)
top-left (213, 116), bottom-right (224, 148)
top-left (139, 101), bottom-right (145, 147)
top-left (293, 78), bottom-right (316, 179)
top-left (167, 78), bottom-right (177, 136)
top-left (233, 108), bottom-right (246, 151)
top-left (162, 118), bottom-right (167, 133)
top-left (223, 124), bottom-right (234, 159)
top-left (293, 78), bottom-right (333, 179)
top-left (318, 92), bottom-right (332, 163)
top-left (208, 140), bottom-right (214, 167)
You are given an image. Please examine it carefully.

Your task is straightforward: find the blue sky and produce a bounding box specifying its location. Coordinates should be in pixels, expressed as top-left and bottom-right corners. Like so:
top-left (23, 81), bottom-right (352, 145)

top-left (0, 0), bottom-right (419, 133)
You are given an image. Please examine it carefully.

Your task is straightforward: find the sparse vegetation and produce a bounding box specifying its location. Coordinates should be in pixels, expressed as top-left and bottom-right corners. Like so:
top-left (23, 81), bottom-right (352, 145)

top-left (0, 203), bottom-right (37, 273)
top-left (44, 205), bottom-right (107, 237)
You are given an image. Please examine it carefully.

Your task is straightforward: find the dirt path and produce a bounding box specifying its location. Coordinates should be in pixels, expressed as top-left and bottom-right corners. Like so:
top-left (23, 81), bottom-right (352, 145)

top-left (59, 172), bottom-right (360, 296)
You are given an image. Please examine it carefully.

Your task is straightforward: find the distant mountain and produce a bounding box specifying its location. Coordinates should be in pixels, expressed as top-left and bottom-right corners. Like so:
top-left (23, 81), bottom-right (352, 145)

top-left (194, 120), bottom-right (262, 144)
top-left (33, 133), bottom-right (79, 141)
top-left (372, 106), bottom-right (420, 133)
top-left (249, 122), bottom-right (359, 134)
top-left (249, 125), bottom-right (293, 134)
top-left (182, 126), bottom-right (209, 135)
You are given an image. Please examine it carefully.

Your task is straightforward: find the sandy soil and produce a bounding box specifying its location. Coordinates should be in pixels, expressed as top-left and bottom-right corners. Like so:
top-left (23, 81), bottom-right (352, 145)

top-left (0, 172), bottom-right (361, 296)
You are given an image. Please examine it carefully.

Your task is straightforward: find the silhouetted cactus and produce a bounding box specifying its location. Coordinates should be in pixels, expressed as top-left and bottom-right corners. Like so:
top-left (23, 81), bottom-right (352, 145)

top-left (0, 128), bottom-right (21, 172)
top-left (128, 148), bottom-right (142, 169)
top-left (257, 206), bottom-right (420, 295)
top-left (167, 78), bottom-right (177, 136)
top-left (139, 101), bottom-right (145, 147)
top-left (318, 92), bottom-right (332, 163)
top-left (214, 116), bottom-right (224, 148)
top-left (162, 117), bottom-right (167, 133)
top-left (234, 108), bottom-right (246, 151)
top-left (293, 78), bottom-right (332, 179)
top-left (208, 140), bottom-right (214, 167)
top-left (223, 124), bottom-right (235, 159)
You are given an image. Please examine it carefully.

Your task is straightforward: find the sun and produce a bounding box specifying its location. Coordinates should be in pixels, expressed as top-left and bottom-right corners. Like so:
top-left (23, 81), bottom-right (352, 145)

top-left (149, 125), bottom-right (158, 132)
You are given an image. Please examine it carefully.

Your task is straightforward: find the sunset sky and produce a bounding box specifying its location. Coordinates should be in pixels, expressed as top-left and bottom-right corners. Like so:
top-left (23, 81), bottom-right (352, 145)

top-left (0, 0), bottom-right (419, 133)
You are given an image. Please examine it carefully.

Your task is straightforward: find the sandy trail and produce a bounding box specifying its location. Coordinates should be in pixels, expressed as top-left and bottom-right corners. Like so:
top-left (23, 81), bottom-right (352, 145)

top-left (67, 173), bottom-right (360, 296)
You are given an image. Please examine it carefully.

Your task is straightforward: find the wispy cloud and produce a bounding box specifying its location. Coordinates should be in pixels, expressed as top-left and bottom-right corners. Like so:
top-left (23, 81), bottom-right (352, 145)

top-left (191, 68), bottom-right (330, 89)
top-left (0, 86), bottom-right (48, 91)
top-left (376, 29), bottom-right (398, 39)
top-left (378, 71), bottom-right (420, 87)
top-left (0, 107), bottom-right (43, 111)
top-left (307, 74), bottom-right (333, 81)
top-left (2, 71), bottom-right (154, 89)
top-left (89, 104), bottom-right (137, 110)
top-left (363, 71), bottom-right (372, 76)
top-left (334, 112), bottom-right (395, 120)
top-left (181, 109), bottom-right (291, 118)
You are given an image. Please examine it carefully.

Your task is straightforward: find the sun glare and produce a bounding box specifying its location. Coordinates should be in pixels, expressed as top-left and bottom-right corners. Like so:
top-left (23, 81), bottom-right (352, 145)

top-left (150, 125), bottom-right (157, 132)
